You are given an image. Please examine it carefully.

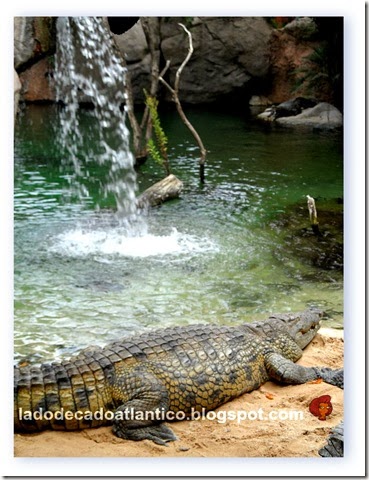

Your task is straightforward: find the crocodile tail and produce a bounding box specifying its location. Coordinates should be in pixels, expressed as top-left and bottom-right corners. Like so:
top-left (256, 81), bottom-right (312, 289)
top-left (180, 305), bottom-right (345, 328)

top-left (14, 355), bottom-right (115, 432)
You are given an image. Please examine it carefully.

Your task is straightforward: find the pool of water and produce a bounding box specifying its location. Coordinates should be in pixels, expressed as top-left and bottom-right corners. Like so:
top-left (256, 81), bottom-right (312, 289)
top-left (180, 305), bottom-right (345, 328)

top-left (14, 104), bottom-right (343, 363)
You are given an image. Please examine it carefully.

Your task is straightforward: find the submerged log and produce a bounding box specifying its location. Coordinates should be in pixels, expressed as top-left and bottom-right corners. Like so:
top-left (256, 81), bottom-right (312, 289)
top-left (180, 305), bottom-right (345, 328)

top-left (137, 174), bottom-right (183, 208)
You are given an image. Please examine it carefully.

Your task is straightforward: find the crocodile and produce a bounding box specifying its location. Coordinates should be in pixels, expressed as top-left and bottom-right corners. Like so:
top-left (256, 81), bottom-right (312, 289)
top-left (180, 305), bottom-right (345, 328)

top-left (14, 308), bottom-right (343, 445)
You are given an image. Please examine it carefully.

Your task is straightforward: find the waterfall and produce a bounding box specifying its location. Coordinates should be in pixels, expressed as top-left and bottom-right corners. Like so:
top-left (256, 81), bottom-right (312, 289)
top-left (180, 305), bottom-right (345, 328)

top-left (53, 17), bottom-right (211, 257)
top-left (54, 17), bottom-right (139, 224)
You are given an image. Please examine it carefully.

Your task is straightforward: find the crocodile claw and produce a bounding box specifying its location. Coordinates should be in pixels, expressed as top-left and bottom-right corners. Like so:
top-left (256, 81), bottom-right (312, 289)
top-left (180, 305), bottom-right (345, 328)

top-left (113, 423), bottom-right (178, 445)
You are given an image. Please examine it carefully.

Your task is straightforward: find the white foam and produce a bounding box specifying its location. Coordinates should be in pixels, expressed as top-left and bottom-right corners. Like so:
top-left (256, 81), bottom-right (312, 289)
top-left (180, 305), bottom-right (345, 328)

top-left (49, 227), bottom-right (218, 259)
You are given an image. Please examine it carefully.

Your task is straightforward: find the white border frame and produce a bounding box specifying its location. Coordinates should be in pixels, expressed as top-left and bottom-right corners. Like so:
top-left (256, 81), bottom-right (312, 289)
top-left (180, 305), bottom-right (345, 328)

top-left (1, 0), bottom-right (365, 476)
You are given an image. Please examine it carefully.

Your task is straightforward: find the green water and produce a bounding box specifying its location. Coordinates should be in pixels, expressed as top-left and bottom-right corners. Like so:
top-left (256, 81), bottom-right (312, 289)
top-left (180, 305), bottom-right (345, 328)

top-left (14, 104), bottom-right (343, 363)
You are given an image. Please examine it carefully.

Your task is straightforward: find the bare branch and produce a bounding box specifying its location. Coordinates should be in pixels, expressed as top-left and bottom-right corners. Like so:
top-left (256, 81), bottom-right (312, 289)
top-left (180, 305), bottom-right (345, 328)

top-left (158, 22), bottom-right (207, 183)
top-left (175, 23), bottom-right (194, 92)
top-left (159, 60), bottom-right (172, 82)
top-left (158, 60), bottom-right (174, 95)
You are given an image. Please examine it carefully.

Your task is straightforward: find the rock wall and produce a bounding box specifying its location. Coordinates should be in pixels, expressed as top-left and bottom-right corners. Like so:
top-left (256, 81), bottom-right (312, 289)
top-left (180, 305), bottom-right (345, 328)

top-left (268, 27), bottom-right (319, 103)
top-left (14, 16), bottom-right (341, 109)
top-left (14, 17), bottom-right (56, 70)
top-left (14, 17), bottom-right (56, 103)
top-left (113, 17), bottom-right (273, 104)
top-left (158, 17), bottom-right (272, 104)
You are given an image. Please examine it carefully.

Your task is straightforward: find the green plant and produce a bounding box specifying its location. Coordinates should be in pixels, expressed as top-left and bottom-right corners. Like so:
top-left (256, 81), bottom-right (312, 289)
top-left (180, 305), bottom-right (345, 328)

top-left (144, 92), bottom-right (170, 176)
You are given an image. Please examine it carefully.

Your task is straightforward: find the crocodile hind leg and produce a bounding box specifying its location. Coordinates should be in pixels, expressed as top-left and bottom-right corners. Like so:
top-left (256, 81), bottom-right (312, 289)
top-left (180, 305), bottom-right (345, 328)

top-left (264, 352), bottom-right (343, 386)
top-left (110, 367), bottom-right (177, 445)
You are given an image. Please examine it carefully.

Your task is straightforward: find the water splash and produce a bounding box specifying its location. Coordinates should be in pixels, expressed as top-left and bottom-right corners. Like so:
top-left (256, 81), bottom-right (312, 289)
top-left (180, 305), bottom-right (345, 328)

top-left (54, 17), bottom-right (138, 220)
top-left (49, 226), bottom-right (219, 259)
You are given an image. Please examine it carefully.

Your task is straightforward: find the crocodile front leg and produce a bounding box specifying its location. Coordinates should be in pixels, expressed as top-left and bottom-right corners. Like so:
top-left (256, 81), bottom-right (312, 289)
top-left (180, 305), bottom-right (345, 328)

top-left (110, 366), bottom-right (177, 445)
top-left (264, 352), bottom-right (343, 385)
top-left (313, 367), bottom-right (344, 388)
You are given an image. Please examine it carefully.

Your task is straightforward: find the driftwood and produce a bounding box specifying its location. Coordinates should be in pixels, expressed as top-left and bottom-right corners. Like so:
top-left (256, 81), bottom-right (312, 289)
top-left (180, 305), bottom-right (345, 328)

top-left (137, 174), bottom-right (183, 208)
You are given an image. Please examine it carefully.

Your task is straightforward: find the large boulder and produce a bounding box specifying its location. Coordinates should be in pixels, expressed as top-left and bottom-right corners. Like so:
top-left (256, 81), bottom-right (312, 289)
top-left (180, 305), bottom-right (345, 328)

top-left (113, 19), bottom-right (148, 63)
top-left (14, 17), bottom-right (56, 70)
top-left (274, 96), bottom-right (317, 118)
top-left (159, 17), bottom-right (272, 104)
top-left (113, 17), bottom-right (273, 104)
top-left (14, 17), bottom-right (35, 69)
top-left (113, 18), bottom-right (160, 102)
top-left (276, 102), bottom-right (343, 129)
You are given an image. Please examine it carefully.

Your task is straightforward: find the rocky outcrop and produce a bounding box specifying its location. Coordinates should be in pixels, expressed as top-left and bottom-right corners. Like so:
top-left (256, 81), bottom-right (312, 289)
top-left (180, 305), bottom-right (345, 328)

top-left (274, 97), bottom-right (317, 118)
top-left (14, 18), bottom-right (35, 69)
top-left (257, 100), bottom-right (342, 130)
top-left (14, 17), bottom-right (56, 70)
top-left (14, 16), bottom-right (341, 109)
top-left (14, 17), bottom-right (56, 104)
top-left (282, 17), bottom-right (318, 41)
top-left (267, 23), bottom-right (320, 104)
top-left (159, 17), bottom-right (272, 104)
top-left (113, 19), bottom-right (154, 102)
top-left (19, 57), bottom-right (55, 102)
top-left (276, 102), bottom-right (343, 129)
top-left (113, 17), bottom-right (273, 104)
top-left (249, 95), bottom-right (272, 106)
top-left (111, 16), bottom-right (341, 106)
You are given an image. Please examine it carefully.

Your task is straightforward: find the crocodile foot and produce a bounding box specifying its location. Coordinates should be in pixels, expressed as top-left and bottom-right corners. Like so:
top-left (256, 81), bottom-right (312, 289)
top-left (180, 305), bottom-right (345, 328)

top-left (113, 422), bottom-right (177, 445)
top-left (313, 367), bottom-right (344, 388)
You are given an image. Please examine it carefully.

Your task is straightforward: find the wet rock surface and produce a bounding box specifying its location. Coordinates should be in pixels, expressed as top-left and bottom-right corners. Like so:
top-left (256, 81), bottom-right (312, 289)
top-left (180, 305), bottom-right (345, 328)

top-left (270, 198), bottom-right (343, 272)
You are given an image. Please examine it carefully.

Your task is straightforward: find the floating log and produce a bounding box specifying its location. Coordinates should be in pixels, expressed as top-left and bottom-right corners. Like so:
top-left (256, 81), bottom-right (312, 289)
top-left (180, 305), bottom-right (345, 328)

top-left (137, 174), bottom-right (183, 208)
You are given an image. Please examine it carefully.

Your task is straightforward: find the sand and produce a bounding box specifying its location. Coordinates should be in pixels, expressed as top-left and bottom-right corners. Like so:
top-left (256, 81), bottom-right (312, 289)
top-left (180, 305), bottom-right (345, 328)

top-left (14, 329), bottom-right (343, 458)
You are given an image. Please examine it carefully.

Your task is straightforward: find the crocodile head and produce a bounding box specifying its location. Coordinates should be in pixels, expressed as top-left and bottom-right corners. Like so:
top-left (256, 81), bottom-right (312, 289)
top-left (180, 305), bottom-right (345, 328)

top-left (243, 308), bottom-right (323, 349)
top-left (288, 308), bottom-right (323, 349)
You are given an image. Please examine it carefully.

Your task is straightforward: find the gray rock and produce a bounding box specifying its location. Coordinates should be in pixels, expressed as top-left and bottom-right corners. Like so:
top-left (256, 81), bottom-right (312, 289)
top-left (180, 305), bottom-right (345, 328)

top-left (282, 17), bottom-right (318, 41)
top-left (14, 17), bottom-right (35, 69)
top-left (14, 70), bottom-right (22, 120)
top-left (275, 97), bottom-right (317, 118)
top-left (249, 95), bottom-right (272, 106)
top-left (159, 17), bottom-right (272, 103)
top-left (276, 102), bottom-right (343, 129)
top-left (111, 17), bottom-right (273, 104)
top-left (113, 20), bottom-right (148, 63)
top-left (14, 17), bottom-right (56, 70)
top-left (257, 108), bottom-right (276, 121)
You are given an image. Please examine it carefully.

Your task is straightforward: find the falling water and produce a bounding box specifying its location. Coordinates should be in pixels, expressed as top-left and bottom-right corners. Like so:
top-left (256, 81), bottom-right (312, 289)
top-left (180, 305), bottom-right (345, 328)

top-left (53, 16), bottom-right (207, 255)
top-left (54, 16), bottom-right (139, 222)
